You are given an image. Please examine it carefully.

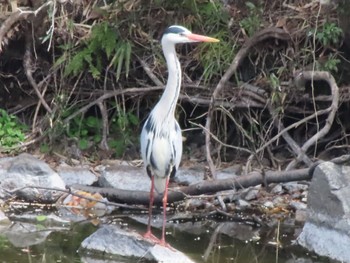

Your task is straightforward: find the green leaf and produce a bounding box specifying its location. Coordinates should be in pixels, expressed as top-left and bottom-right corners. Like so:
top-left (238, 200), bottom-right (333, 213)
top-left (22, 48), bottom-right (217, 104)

top-left (36, 215), bottom-right (47, 222)
top-left (78, 138), bottom-right (89, 150)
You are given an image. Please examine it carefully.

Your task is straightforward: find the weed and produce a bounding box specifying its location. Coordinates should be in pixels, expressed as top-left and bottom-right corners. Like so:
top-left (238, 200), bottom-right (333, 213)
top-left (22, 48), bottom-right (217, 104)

top-left (0, 109), bottom-right (27, 149)
top-left (109, 108), bottom-right (139, 157)
top-left (321, 53), bottom-right (341, 73)
top-left (57, 22), bottom-right (132, 80)
top-left (316, 22), bottom-right (343, 47)
top-left (66, 115), bottom-right (102, 150)
top-left (239, 2), bottom-right (263, 37)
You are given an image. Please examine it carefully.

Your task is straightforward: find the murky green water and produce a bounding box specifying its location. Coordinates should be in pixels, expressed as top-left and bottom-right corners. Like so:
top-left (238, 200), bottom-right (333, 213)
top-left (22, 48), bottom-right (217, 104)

top-left (0, 210), bottom-right (332, 263)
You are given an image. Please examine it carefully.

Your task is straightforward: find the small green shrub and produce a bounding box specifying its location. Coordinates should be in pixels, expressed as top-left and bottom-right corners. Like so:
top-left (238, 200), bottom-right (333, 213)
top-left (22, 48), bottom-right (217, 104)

top-left (321, 53), bottom-right (341, 73)
top-left (109, 110), bottom-right (139, 157)
top-left (316, 22), bottom-right (343, 47)
top-left (58, 21), bottom-right (132, 80)
top-left (66, 115), bottom-right (102, 150)
top-left (0, 109), bottom-right (27, 149)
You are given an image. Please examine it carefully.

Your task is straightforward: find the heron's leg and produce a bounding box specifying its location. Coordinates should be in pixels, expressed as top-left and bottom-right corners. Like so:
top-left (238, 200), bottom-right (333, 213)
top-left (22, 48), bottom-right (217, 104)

top-left (160, 176), bottom-right (171, 247)
top-left (144, 175), bottom-right (160, 242)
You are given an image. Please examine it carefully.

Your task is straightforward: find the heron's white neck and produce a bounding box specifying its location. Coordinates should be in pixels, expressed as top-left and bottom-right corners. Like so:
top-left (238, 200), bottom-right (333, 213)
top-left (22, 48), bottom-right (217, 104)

top-left (153, 43), bottom-right (181, 120)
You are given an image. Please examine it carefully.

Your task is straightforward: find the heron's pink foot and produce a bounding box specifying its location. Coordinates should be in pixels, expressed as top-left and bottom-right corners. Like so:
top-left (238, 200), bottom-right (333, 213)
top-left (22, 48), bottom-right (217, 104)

top-left (143, 230), bottom-right (161, 243)
top-left (159, 238), bottom-right (175, 251)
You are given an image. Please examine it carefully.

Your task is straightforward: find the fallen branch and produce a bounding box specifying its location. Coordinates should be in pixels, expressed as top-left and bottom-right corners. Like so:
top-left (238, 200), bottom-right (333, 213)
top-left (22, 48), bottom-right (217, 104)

top-left (70, 167), bottom-right (310, 205)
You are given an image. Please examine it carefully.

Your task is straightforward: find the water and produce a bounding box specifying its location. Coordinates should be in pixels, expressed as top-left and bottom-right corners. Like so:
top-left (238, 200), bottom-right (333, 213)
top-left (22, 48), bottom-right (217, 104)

top-left (0, 210), bottom-right (332, 263)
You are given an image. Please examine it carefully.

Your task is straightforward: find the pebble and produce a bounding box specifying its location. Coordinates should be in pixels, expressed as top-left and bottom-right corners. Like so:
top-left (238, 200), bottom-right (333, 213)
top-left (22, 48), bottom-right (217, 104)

top-left (290, 201), bottom-right (307, 211)
top-left (243, 188), bottom-right (259, 201)
top-left (263, 201), bottom-right (274, 208)
top-left (283, 182), bottom-right (308, 193)
top-left (236, 199), bottom-right (251, 208)
top-left (271, 184), bottom-right (284, 194)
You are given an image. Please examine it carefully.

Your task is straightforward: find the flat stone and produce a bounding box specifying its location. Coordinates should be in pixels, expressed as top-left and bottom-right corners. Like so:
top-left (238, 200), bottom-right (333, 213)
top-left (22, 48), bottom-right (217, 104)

top-left (297, 161), bottom-right (350, 262)
top-left (80, 225), bottom-right (195, 262)
top-left (99, 165), bottom-right (206, 191)
top-left (99, 165), bottom-right (150, 191)
top-left (173, 167), bottom-right (204, 185)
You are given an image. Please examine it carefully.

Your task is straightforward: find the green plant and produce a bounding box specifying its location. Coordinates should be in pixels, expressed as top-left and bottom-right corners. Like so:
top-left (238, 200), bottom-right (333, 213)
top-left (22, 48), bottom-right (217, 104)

top-left (109, 109), bottom-right (139, 157)
top-left (239, 2), bottom-right (263, 37)
top-left (66, 115), bottom-right (102, 150)
top-left (316, 22), bottom-right (343, 47)
top-left (57, 21), bottom-right (132, 80)
top-left (321, 53), bottom-right (341, 73)
top-left (0, 109), bottom-right (27, 149)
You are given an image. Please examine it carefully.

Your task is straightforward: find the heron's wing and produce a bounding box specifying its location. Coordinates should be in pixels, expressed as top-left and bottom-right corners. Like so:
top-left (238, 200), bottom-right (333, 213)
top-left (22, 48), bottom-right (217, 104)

top-left (173, 120), bottom-right (183, 170)
top-left (140, 117), bottom-right (183, 193)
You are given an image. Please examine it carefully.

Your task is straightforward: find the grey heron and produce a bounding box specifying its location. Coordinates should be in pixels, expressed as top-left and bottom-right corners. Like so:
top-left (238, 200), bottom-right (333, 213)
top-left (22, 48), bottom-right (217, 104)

top-left (140, 25), bottom-right (219, 247)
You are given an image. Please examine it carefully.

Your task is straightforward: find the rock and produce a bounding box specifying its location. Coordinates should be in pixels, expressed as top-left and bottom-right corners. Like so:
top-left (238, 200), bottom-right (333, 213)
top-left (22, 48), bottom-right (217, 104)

top-left (99, 165), bottom-right (206, 191)
top-left (297, 162), bottom-right (350, 262)
top-left (270, 184), bottom-right (284, 194)
top-left (57, 164), bottom-right (98, 186)
top-left (215, 165), bottom-right (241, 180)
top-left (263, 201), bottom-right (274, 208)
top-left (236, 199), bottom-right (251, 208)
top-left (174, 167), bottom-right (204, 185)
top-left (295, 209), bottom-right (308, 224)
top-left (272, 196), bottom-right (285, 205)
top-left (282, 182), bottom-right (308, 194)
top-left (0, 153), bottom-right (65, 203)
top-left (80, 225), bottom-right (195, 262)
top-left (289, 201), bottom-right (307, 211)
top-left (99, 165), bottom-right (150, 191)
top-left (242, 188), bottom-right (259, 201)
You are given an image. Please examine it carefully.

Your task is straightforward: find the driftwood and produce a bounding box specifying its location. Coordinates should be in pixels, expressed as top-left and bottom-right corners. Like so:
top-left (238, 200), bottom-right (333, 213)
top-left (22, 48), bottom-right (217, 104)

top-left (70, 167), bottom-right (310, 205)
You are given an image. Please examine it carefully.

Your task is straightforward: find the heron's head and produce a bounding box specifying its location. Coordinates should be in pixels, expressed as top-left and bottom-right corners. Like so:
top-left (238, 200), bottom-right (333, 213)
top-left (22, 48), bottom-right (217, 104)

top-left (161, 25), bottom-right (219, 46)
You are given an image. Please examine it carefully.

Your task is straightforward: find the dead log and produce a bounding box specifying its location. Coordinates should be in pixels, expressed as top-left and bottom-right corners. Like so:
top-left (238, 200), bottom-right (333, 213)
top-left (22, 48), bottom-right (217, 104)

top-left (70, 167), bottom-right (310, 205)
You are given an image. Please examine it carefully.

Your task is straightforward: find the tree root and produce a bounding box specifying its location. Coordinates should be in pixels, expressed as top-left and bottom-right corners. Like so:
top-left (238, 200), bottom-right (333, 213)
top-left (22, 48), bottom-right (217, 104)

top-left (205, 27), bottom-right (291, 178)
top-left (286, 71), bottom-right (340, 170)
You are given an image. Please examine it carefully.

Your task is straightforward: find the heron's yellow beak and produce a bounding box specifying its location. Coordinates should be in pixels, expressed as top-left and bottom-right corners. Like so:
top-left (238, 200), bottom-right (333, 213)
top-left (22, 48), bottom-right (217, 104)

top-left (186, 33), bottom-right (220, 43)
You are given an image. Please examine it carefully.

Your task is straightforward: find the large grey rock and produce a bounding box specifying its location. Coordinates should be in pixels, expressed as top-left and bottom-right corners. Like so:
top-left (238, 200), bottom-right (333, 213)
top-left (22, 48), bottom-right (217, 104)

top-left (99, 165), bottom-right (207, 191)
top-left (297, 162), bottom-right (350, 262)
top-left (0, 153), bottom-right (65, 202)
top-left (57, 164), bottom-right (98, 186)
top-left (80, 225), bottom-right (195, 262)
top-left (99, 165), bottom-right (150, 191)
